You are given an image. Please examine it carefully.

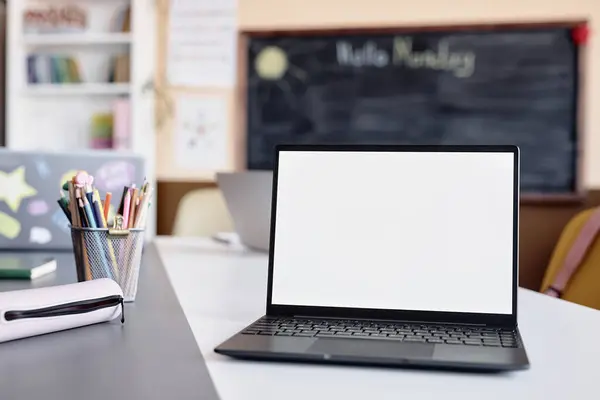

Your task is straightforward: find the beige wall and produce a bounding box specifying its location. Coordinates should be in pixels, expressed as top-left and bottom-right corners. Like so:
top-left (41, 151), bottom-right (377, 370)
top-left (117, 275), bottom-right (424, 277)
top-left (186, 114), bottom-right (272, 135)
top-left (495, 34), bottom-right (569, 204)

top-left (158, 0), bottom-right (600, 186)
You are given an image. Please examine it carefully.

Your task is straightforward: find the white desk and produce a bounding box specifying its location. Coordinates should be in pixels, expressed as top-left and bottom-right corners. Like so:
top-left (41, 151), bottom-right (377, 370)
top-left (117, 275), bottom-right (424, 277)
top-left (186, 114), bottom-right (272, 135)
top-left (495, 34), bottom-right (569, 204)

top-left (155, 237), bottom-right (600, 400)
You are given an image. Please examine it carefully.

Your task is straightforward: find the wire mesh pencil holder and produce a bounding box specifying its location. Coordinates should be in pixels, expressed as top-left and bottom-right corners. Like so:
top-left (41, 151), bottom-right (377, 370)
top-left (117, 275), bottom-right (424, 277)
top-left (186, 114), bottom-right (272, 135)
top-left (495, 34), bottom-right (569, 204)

top-left (71, 226), bottom-right (145, 302)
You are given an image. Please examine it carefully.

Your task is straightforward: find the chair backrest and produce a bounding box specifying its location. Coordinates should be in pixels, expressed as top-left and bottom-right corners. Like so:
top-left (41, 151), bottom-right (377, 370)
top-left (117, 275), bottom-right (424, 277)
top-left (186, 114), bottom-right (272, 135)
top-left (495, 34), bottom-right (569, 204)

top-left (172, 188), bottom-right (233, 237)
top-left (541, 207), bottom-right (600, 309)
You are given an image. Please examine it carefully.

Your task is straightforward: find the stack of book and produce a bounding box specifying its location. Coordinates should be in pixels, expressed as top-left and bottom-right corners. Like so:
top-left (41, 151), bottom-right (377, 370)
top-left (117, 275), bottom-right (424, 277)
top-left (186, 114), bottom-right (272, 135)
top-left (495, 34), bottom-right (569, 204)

top-left (27, 55), bottom-right (82, 84)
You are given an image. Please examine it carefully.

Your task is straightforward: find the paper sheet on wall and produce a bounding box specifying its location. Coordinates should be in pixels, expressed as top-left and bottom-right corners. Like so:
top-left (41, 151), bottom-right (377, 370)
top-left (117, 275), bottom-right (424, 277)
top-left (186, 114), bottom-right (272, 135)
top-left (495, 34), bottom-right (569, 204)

top-left (174, 96), bottom-right (228, 170)
top-left (167, 0), bottom-right (237, 87)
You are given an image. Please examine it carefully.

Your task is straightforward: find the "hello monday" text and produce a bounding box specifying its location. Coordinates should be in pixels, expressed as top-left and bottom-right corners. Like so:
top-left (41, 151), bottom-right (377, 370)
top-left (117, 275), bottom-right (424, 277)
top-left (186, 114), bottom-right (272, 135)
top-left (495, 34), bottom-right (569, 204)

top-left (336, 37), bottom-right (476, 78)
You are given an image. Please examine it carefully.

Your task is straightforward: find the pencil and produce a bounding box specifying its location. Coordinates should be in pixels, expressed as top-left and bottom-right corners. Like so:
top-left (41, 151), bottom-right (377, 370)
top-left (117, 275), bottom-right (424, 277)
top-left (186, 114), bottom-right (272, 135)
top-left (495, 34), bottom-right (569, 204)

top-left (76, 189), bottom-right (89, 227)
top-left (58, 191), bottom-right (72, 223)
top-left (136, 188), bottom-right (153, 228)
top-left (78, 198), bottom-right (90, 228)
top-left (68, 182), bottom-right (79, 227)
top-left (84, 183), bottom-right (94, 206)
top-left (82, 196), bottom-right (98, 229)
top-left (70, 181), bottom-right (92, 281)
top-left (93, 190), bottom-right (120, 279)
top-left (122, 189), bottom-right (131, 228)
top-left (118, 186), bottom-right (129, 215)
top-left (104, 192), bottom-right (112, 222)
top-left (94, 190), bottom-right (119, 277)
top-left (133, 192), bottom-right (147, 228)
top-left (128, 188), bottom-right (139, 228)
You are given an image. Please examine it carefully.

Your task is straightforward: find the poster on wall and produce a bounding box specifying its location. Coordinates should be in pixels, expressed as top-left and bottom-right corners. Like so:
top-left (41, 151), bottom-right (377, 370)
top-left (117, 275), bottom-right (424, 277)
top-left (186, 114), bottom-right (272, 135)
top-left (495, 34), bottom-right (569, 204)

top-left (173, 95), bottom-right (229, 170)
top-left (167, 0), bottom-right (237, 87)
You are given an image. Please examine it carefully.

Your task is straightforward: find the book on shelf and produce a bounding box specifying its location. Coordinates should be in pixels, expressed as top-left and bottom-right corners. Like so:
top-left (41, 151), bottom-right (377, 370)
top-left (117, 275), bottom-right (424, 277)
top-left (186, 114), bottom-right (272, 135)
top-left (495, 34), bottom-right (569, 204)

top-left (112, 98), bottom-right (131, 150)
top-left (112, 5), bottom-right (131, 33)
top-left (23, 4), bottom-right (87, 34)
top-left (108, 54), bottom-right (130, 83)
top-left (90, 113), bottom-right (113, 149)
top-left (27, 54), bottom-right (82, 84)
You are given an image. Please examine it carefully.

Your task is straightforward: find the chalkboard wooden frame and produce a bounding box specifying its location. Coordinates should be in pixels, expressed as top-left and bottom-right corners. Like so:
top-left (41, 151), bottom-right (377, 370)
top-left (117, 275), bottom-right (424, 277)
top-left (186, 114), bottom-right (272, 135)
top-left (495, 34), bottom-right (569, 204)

top-left (237, 20), bottom-right (587, 204)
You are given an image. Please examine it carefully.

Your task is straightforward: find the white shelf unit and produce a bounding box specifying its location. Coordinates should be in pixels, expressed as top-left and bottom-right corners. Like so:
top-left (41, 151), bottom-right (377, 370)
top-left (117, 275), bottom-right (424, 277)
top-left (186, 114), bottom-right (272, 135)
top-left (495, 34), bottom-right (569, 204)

top-left (24, 82), bottom-right (131, 95)
top-left (6, 0), bottom-right (157, 238)
top-left (22, 32), bottom-right (133, 45)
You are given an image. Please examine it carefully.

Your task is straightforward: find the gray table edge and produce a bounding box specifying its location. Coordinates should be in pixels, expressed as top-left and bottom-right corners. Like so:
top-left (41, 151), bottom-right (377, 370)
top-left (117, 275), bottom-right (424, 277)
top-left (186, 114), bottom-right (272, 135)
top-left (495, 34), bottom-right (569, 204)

top-left (0, 243), bottom-right (220, 400)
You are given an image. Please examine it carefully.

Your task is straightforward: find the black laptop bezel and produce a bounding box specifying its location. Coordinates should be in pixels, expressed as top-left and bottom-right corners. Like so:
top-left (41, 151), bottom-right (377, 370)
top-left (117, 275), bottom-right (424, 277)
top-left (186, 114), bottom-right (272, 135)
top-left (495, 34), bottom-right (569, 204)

top-left (265, 144), bottom-right (520, 328)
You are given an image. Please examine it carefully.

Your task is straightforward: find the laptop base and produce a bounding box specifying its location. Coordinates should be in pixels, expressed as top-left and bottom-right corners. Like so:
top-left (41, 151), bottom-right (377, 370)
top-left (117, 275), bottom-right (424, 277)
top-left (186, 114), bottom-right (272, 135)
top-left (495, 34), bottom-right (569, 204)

top-left (215, 316), bottom-right (530, 372)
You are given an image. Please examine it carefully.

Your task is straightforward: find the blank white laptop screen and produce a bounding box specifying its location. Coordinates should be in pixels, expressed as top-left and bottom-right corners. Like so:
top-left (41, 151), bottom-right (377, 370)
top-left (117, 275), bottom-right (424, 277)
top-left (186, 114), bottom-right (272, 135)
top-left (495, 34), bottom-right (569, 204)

top-left (271, 150), bottom-right (516, 315)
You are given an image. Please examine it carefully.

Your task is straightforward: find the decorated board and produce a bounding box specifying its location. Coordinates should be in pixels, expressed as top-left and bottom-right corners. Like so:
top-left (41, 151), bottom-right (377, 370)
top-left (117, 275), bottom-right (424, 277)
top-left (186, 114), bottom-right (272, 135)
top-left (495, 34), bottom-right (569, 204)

top-left (0, 149), bottom-right (144, 250)
top-left (243, 22), bottom-right (586, 200)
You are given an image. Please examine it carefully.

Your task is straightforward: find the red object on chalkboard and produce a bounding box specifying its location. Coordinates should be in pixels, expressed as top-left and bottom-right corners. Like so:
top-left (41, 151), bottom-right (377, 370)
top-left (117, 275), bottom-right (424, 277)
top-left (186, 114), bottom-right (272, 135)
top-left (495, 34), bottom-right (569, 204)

top-left (571, 24), bottom-right (590, 45)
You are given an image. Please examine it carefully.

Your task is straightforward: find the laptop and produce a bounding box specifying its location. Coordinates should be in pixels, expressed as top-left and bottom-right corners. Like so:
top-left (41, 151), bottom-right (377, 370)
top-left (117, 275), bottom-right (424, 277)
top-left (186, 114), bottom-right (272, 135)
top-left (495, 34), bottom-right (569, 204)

top-left (214, 144), bottom-right (529, 371)
top-left (216, 171), bottom-right (273, 251)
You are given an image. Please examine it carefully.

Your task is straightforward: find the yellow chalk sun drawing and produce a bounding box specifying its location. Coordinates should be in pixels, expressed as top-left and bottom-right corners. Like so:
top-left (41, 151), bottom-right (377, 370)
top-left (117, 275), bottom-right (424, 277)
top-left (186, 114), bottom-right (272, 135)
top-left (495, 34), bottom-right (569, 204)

top-left (255, 46), bottom-right (289, 80)
top-left (0, 166), bottom-right (37, 213)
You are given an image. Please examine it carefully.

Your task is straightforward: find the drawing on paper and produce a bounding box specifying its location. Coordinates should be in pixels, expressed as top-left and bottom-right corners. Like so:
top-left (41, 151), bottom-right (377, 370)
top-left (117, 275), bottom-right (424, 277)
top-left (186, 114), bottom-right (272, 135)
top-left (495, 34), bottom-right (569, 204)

top-left (0, 166), bottom-right (38, 213)
top-left (174, 97), bottom-right (228, 170)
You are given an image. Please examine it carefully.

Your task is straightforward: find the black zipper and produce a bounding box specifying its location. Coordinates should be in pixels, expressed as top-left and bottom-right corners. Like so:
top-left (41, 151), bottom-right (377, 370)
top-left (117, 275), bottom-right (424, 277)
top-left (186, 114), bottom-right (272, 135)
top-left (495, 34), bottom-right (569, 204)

top-left (4, 295), bottom-right (125, 324)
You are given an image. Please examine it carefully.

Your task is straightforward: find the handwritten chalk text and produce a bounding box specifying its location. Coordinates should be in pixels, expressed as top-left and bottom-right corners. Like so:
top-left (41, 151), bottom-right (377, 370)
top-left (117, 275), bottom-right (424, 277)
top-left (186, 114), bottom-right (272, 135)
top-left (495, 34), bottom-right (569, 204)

top-left (336, 37), bottom-right (476, 78)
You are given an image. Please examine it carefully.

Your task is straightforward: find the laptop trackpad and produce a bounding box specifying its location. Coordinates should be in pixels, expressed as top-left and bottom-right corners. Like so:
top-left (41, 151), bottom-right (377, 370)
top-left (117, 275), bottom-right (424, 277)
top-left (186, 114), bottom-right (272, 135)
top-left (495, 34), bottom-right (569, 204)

top-left (306, 339), bottom-right (434, 359)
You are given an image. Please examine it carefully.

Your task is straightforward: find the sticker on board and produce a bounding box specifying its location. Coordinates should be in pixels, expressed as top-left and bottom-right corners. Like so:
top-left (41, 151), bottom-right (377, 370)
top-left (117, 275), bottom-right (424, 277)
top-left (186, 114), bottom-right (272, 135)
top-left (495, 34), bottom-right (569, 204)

top-left (0, 211), bottom-right (21, 239)
top-left (95, 161), bottom-right (136, 192)
top-left (34, 158), bottom-right (51, 179)
top-left (27, 199), bottom-right (49, 216)
top-left (30, 227), bottom-right (52, 244)
top-left (0, 166), bottom-right (38, 212)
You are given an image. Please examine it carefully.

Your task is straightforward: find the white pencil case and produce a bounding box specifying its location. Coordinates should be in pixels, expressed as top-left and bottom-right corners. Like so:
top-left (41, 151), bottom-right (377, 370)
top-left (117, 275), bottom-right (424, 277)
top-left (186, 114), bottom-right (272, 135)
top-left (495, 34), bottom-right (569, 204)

top-left (0, 278), bottom-right (124, 343)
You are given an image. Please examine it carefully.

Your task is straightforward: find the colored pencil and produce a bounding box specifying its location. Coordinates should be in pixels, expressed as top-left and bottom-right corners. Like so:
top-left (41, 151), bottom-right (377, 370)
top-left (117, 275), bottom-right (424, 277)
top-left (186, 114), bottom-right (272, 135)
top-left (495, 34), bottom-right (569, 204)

top-left (85, 183), bottom-right (94, 207)
top-left (136, 188), bottom-right (153, 228)
top-left (117, 186), bottom-right (129, 215)
top-left (76, 189), bottom-right (89, 227)
top-left (78, 198), bottom-right (90, 228)
top-left (128, 188), bottom-right (139, 228)
top-left (94, 190), bottom-right (119, 279)
top-left (68, 182), bottom-right (79, 227)
top-left (103, 192), bottom-right (112, 222)
top-left (58, 191), bottom-right (72, 223)
top-left (68, 181), bottom-right (90, 280)
top-left (122, 189), bottom-right (131, 228)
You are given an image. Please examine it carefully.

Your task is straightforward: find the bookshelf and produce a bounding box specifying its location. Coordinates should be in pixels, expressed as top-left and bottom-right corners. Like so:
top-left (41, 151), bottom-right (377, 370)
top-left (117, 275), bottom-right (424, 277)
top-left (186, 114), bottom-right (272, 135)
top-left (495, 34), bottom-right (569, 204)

top-left (24, 82), bottom-right (131, 96)
top-left (5, 0), bottom-right (157, 238)
top-left (23, 32), bottom-right (132, 46)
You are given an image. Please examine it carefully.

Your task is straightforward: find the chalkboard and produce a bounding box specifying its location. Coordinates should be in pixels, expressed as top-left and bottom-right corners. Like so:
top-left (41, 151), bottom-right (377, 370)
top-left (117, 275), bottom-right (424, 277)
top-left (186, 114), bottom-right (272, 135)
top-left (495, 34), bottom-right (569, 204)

top-left (0, 149), bottom-right (145, 250)
top-left (243, 23), bottom-right (583, 199)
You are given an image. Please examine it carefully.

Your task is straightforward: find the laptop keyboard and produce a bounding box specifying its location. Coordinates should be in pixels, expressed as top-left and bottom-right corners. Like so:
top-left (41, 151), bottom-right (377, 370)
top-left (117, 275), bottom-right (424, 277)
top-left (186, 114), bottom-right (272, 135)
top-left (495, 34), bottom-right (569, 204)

top-left (241, 317), bottom-right (520, 348)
